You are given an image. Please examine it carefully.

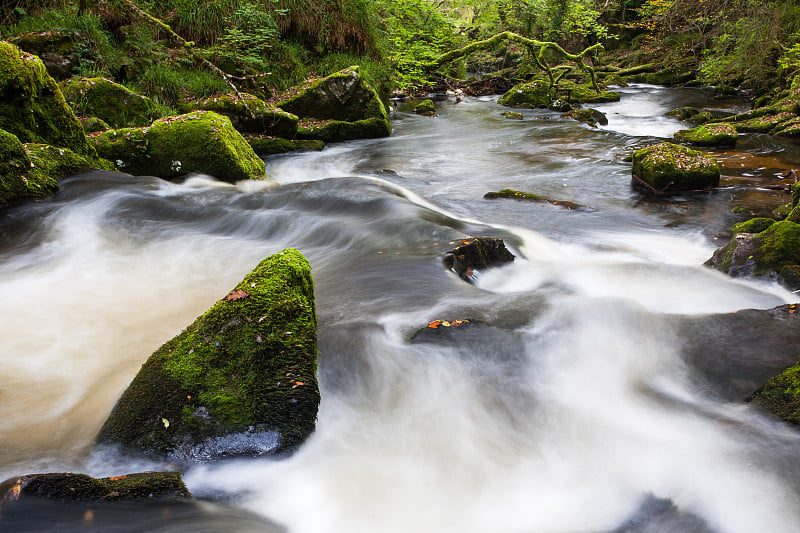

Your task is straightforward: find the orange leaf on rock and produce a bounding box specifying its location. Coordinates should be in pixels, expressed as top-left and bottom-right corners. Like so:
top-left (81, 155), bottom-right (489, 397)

top-left (225, 289), bottom-right (250, 301)
top-left (427, 320), bottom-right (442, 329)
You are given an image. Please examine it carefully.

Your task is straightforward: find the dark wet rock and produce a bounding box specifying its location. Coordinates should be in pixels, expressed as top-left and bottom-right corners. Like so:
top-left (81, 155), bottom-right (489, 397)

top-left (61, 77), bottom-right (155, 128)
top-left (561, 108), bottom-right (608, 127)
top-left (0, 472), bottom-right (190, 505)
top-left (484, 188), bottom-right (587, 210)
top-left (501, 111), bottom-right (523, 120)
top-left (187, 93), bottom-right (298, 138)
top-left (90, 111), bottom-right (265, 182)
top-left (443, 237), bottom-right (515, 283)
top-left (609, 496), bottom-right (715, 533)
top-left (705, 220), bottom-right (800, 288)
top-left (413, 99), bottom-right (437, 116)
top-left (97, 249), bottom-right (319, 460)
top-left (631, 142), bottom-right (720, 194)
top-left (674, 123), bottom-right (738, 147)
top-left (410, 319), bottom-right (482, 343)
top-left (677, 304), bottom-right (800, 400)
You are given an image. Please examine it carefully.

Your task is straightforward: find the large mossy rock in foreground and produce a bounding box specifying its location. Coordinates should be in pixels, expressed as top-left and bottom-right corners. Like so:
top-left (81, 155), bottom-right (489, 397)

top-left (61, 77), bottom-right (155, 128)
top-left (705, 220), bottom-right (800, 289)
top-left (91, 111), bottom-right (265, 182)
top-left (277, 66), bottom-right (391, 142)
top-left (0, 472), bottom-right (190, 505)
top-left (0, 41), bottom-right (99, 161)
top-left (97, 249), bottom-right (319, 460)
top-left (631, 142), bottom-right (720, 193)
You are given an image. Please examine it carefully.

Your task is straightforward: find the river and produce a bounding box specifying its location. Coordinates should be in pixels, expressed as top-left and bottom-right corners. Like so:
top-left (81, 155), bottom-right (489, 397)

top-left (1, 85), bottom-right (800, 532)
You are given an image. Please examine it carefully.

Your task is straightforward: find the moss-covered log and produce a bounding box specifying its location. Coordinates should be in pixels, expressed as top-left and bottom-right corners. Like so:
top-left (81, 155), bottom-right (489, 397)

top-left (97, 249), bottom-right (319, 459)
top-left (422, 31), bottom-right (604, 92)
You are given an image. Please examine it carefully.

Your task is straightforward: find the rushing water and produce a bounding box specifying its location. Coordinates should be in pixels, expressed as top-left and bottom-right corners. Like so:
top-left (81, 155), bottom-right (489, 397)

top-left (2, 85), bottom-right (800, 532)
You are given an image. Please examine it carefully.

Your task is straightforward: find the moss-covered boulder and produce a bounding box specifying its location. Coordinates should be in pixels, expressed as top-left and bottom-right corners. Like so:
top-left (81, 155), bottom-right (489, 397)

top-left (97, 249), bottom-right (319, 460)
top-left (61, 77), bottom-right (155, 128)
top-left (498, 80), bottom-right (554, 108)
top-left (559, 81), bottom-right (620, 104)
top-left (706, 220), bottom-right (800, 288)
top-left (484, 188), bottom-right (586, 210)
top-left (295, 117), bottom-right (391, 143)
top-left (561, 108), bottom-right (608, 127)
top-left (631, 142), bottom-right (720, 193)
top-left (734, 111), bottom-right (796, 134)
top-left (731, 217), bottom-right (776, 236)
top-left (276, 66), bottom-right (391, 141)
top-left (666, 107), bottom-right (700, 121)
top-left (0, 41), bottom-right (99, 160)
top-left (8, 30), bottom-right (80, 80)
top-left (443, 237), bottom-right (515, 283)
top-left (0, 472), bottom-right (190, 505)
top-left (189, 93), bottom-right (298, 138)
top-left (247, 136), bottom-right (325, 156)
top-left (413, 99), bottom-right (437, 116)
top-left (80, 116), bottom-right (111, 134)
top-left (0, 128), bottom-right (58, 205)
top-left (91, 111), bottom-right (265, 182)
top-left (749, 360), bottom-right (800, 427)
top-left (674, 123), bottom-right (738, 147)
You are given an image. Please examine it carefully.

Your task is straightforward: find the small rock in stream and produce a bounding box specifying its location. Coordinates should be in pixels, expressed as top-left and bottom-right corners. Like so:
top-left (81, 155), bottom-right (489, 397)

top-left (443, 237), bottom-right (515, 283)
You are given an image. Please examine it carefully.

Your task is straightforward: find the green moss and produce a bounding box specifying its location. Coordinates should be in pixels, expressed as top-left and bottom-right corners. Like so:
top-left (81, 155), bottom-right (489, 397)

top-left (688, 111), bottom-right (718, 124)
top-left (734, 111), bottom-right (796, 133)
top-left (97, 249), bottom-right (319, 457)
top-left (25, 143), bottom-right (112, 178)
top-left (484, 188), bottom-right (585, 210)
top-left (188, 93), bottom-right (298, 138)
top-left (247, 136), bottom-right (325, 156)
top-left (0, 41), bottom-right (98, 160)
top-left (61, 77), bottom-right (156, 128)
top-left (750, 360), bottom-right (800, 426)
top-left (674, 123), bottom-right (738, 147)
top-left (501, 111), bottom-right (523, 120)
top-left (561, 108), bottom-right (608, 127)
top-left (498, 80), bottom-right (554, 108)
top-left (2, 472), bottom-right (191, 503)
top-left (775, 117), bottom-right (800, 138)
top-left (91, 111), bottom-right (266, 182)
top-left (277, 66), bottom-right (388, 123)
top-left (731, 217), bottom-right (775, 235)
top-left (0, 128), bottom-right (57, 205)
top-left (413, 99), bottom-right (436, 116)
top-left (750, 220), bottom-right (800, 276)
top-left (80, 116), bottom-right (111, 134)
top-left (559, 82), bottom-right (620, 104)
top-left (296, 117), bottom-right (391, 142)
top-left (779, 265), bottom-right (800, 290)
top-left (631, 142), bottom-right (720, 192)
top-left (666, 107), bottom-right (700, 120)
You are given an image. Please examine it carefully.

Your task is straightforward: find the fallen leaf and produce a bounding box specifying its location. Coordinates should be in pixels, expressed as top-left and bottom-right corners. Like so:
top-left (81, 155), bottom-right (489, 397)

top-left (161, 418), bottom-right (170, 428)
top-left (427, 320), bottom-right (442, 329)
top-left (108, 475), bottom-right (127, 481)
top-left (226, 289), bottom-right (250, 301)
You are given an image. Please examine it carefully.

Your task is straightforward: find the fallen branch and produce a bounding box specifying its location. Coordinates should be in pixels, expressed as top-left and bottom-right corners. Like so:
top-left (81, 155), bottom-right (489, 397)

top-left (422, 31), bottom-right (605, 92)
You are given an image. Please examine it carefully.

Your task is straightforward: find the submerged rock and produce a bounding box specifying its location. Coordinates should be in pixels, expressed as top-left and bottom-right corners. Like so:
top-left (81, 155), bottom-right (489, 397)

top-left (631, 142), bottom-right (720, 193)
top-left (91, 111), bottom-right (265, 182)
top-left (0, 472), bottom-right (190, 505)
top-left (501, 111), bottom-right (523, 120)
top-left (413, 99), bottom-right (437, 116)
top-left (443, 237), bottom-right (515, 283)
top-left (561, 108), bottom-right (608, 127)
top-left (484, 188), bottom-right (587, 210)
top-left (97, 249), bottom-right (319, 460)
top-left (189, 93), bottom-right (298, 138)
top-left (705, 219), bottom-right (800, 289)
top-left (61, 77), bottom-right (155, 128)
top-left (674, 123), bottom-right (738, 147)
top-left (277, 66), bottom-right (391, 142)
top-left (0, 41), bottom-right (100, 161)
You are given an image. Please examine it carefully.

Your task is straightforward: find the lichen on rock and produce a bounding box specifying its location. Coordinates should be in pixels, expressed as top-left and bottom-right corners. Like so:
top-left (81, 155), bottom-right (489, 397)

top-left (91, 111), bottom-right (266, 182)
top-left (631, 142), bottom-right (720, 193)
top-left (96, 249), bottom-right (319, 460)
